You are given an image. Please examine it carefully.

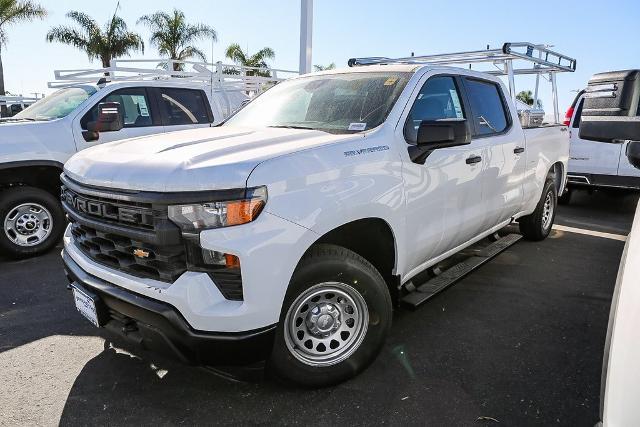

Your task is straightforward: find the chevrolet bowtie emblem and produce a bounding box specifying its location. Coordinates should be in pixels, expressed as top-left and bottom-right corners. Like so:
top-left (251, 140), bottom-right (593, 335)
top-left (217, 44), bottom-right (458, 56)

top-left (133, 248), bottom-right (150, 258)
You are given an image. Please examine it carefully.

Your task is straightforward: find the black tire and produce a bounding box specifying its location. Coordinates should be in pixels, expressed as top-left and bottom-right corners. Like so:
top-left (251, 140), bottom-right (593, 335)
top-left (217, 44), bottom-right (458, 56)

top-left (0, 186), bottom-right (65, 258)
top-left (558, 188), bottom-right (572, 205)
top-left (519, 178), bottom-right (557, 241)
top-left (268, 244), bottom-right (392, 387)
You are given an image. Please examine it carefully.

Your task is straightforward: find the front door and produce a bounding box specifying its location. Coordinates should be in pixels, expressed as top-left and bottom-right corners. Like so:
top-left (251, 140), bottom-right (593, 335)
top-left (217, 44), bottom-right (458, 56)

top-left (72, 87), bottom-right (164, 149)
top-left (400, 74), bottom-right (487, 275)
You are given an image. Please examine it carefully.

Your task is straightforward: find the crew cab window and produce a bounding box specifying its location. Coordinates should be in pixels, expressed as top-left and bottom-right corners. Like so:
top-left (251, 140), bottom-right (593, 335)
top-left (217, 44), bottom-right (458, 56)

top-left (464, 79), bottom-right (509, 136)
top-left (404, 76), bottom-right (465, 143)
top-left (159, 88), bottom-right (211, 125)
top-left (81, 88), bottom-right (153, 129)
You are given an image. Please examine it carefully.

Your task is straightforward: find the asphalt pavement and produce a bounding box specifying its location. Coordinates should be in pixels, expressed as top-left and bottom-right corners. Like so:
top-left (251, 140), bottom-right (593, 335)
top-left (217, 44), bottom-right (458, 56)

top-left (0, 188), bottom-right (637, 426)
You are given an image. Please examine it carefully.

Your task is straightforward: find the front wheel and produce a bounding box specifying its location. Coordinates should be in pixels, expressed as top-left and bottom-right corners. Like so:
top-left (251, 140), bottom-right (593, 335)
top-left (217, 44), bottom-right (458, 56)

top-left (0, 186), bottom-right (65, 258)
top-left (268, 244), bottom-right (392, 387)
top-left (519, 178), bottom-right (557, 241)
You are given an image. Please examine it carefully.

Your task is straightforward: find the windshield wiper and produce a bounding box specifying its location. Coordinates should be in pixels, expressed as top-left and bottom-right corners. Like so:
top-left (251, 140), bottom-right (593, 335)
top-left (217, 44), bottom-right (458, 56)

top-left (267, 125), bottom-right (317, 131)
top-left (1, 117), bottom-right (37, 122)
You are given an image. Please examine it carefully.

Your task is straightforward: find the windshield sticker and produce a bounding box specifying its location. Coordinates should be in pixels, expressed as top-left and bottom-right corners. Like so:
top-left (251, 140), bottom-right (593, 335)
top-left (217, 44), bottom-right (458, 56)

top-left (344, 145), bottom-right (390, 157)
top-left (348, 122), bottom-right (367, 131)
top-left (384, 77), bottom-right (398, 86)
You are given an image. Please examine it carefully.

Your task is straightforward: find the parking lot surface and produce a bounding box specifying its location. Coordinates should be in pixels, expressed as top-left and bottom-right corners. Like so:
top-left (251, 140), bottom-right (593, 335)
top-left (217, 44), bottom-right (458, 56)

top-left (1, 190), bottom-right (637, 426)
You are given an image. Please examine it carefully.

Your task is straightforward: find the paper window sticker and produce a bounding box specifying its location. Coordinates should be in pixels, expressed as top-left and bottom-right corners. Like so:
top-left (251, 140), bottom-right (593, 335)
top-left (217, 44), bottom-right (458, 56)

top-left (449, 90), bottom-right (464, 118)
top-left (384, 77), bottom-right (398, 86)
top-left (348, 122), bottom-right (367, 131)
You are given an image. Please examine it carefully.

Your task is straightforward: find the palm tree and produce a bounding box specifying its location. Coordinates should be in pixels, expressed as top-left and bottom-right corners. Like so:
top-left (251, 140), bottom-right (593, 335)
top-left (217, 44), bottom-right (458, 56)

top-left (0, 0), bottom-right (47, 104)
top-left (313, 63), bottom-right (335, 72)
top-left (137, 9), bottom-right (216, 72)
top-left (46, 11), bottom-right (143, 69)
top-left (516, 90), bottom-right (534, 106)
top-left (225, 44), bottom-right (275, 77)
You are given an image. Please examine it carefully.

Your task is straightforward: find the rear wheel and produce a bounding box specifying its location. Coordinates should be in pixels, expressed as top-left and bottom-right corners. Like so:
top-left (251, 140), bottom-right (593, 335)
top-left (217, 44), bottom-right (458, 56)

top-left (0, 187), bottom-right (65, 258)
top-left (268, 244), bottom-right (392, 387)
top-left (519, 178), bottom-right (557, 241)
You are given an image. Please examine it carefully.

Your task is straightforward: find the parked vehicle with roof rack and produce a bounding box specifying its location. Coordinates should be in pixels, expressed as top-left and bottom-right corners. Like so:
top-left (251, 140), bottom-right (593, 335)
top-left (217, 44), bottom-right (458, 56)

top-left (61, 42), bottom-right (573, 386)
top-left (0, 59), bottom-right (296, 258)
top-left (561, 71), bottom-right (640, 204)
top-left (0, 95), bottom-right (42, 118)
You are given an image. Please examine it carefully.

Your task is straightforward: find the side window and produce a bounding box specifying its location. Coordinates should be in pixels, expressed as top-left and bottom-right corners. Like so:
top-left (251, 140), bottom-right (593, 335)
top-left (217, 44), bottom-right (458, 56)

top-left (81, 88), bottom-right (153, 129)
top-left (464, 79), bottom-right (509, 136)
top-left (404, 76), bottom-right (465, 143)
top-left (159, 88), bottom-right (211, 125)
top-left (572, 98), bottom-right (584, 129)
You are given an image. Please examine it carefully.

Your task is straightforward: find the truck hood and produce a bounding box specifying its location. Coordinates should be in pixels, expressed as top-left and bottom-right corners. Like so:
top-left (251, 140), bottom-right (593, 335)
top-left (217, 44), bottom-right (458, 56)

top-left (64, 126), bottom-right (362, 192)
top-left (0, 119), bottom-right (70, 164)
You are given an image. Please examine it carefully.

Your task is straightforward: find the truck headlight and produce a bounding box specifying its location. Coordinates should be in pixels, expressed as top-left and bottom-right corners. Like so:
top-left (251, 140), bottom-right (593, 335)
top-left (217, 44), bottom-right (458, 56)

top-left (168, 186), bottom-right (267, 232)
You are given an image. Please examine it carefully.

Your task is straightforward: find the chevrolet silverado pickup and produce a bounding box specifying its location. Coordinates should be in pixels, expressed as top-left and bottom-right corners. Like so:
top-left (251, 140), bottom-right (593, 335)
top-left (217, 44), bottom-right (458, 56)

top-left (61, 61), bottom-right (569, 386)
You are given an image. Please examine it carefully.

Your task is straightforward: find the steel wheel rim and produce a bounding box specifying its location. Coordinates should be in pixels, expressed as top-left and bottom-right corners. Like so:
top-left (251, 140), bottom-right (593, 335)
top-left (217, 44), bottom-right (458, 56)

top-left (284, 282), bottom-right (369, 367)
top-left (3, 203), bottom-right (53, 247)
top-left (542, 192), bottom-right (554, 230)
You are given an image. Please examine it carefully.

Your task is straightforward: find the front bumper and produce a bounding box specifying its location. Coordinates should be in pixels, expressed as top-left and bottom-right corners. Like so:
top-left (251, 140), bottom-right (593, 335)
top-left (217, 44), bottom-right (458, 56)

top-left (63, 250), bottom-right (276, 366)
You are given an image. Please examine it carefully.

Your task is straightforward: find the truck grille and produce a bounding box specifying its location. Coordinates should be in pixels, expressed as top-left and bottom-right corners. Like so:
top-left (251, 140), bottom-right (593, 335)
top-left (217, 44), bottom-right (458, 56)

top-left (70, 223), bottom-right (187, 282)
top-left (62, 175), bottom-right (244, 300)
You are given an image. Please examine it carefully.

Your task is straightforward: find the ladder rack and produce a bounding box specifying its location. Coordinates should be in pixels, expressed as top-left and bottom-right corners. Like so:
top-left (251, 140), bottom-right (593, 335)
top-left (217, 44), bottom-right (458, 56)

top-left (349, 42), bottom-right (576, 124)
top-left (48, 58), bottom-right (299, 96)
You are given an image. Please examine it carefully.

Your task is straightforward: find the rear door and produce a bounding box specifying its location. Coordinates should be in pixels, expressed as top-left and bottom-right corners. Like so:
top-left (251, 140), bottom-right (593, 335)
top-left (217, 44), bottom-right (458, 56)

top-left (462, 77), bottom-right (526, 228)
top-left (73, 87), bottom-right (164, 148)
top-left (569, 95), bottom-right (623, 176)
top-left (155, 87), bottom-right (214, 132)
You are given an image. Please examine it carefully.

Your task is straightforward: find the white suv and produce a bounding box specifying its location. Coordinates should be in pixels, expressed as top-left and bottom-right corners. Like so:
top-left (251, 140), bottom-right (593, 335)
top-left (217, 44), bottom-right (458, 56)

top-left (61, 64), bottom-right (568, 386)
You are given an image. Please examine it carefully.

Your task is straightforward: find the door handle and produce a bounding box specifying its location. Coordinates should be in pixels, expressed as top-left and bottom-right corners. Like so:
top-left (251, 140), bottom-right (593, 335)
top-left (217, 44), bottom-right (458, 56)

top-left (466, 155), bottom-right (482, 165)
top-left (514, 147), bottom-right (525, 154)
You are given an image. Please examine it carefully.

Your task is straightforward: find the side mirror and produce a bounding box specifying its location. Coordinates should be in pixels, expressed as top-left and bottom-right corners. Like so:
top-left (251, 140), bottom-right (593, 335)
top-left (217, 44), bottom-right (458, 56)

top-left (628, 141), bottom-right (640, 169)
top-left (416, 119), bottom-right (470, 148)
top-left (83, 102), bottom-right (124, 142)
top-left (579, 70), bottom-right (640, 143)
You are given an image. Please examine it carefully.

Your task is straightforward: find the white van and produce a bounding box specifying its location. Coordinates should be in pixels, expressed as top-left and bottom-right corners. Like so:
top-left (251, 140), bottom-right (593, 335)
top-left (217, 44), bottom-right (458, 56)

top-left (563, 90), bottom-right (640, 202)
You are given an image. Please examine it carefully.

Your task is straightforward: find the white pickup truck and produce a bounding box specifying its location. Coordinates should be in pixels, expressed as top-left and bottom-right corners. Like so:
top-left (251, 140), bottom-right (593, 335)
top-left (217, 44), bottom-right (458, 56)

top-left (61, 47), bottom-right (571, 386)
top-left (0, 66), bottom-right (253, 258)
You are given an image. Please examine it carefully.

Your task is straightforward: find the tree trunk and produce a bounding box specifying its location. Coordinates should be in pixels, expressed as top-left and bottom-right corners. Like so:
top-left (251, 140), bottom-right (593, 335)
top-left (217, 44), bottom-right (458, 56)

top-left (102, 56), bottom-right (111, 77)
top-left (0, 48), bottom-right (7, 117)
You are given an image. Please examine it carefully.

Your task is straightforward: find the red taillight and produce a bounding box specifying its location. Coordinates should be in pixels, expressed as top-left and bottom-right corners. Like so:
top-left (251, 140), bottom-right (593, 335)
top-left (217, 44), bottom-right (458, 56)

top-left (563, 106), bottom-right (574, 126)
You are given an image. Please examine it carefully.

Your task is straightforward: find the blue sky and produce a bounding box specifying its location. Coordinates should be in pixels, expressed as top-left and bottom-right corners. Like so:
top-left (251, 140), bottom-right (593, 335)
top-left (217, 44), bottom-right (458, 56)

top-left (2, 0), bottom-right (639, 112)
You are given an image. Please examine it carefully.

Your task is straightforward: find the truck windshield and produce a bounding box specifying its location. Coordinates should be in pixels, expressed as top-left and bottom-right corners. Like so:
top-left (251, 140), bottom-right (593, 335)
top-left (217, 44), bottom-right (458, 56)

top-left (224, 72), bottom-right (411, 134)
top-left (13, 87), bottom-right (97, 121)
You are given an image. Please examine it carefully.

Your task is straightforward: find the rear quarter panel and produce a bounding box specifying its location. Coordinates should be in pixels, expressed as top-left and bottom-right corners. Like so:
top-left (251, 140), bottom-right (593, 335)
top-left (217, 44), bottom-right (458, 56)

top-left (521, 125), bottom-right (569, 214)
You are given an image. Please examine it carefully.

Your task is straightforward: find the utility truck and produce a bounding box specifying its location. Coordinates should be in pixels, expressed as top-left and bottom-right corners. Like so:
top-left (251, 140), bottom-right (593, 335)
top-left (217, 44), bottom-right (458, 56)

top-left (0, 95), bottom-right (42, 117)
top-left (0, 59), bottom-right (294, 258)
top-left (61, 43), bottom-right (573, 386)
top-left (562, 72), bottom-right (640, 203)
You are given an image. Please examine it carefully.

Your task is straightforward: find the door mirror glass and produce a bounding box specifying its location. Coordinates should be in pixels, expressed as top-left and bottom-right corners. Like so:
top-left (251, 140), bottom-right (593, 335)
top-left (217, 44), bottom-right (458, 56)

top-left (416, 119), bottom-right (470, 148)
top-left (83, 102), bottom-right (124, 142)
top-left (86, 102), bottom-right (124, 133)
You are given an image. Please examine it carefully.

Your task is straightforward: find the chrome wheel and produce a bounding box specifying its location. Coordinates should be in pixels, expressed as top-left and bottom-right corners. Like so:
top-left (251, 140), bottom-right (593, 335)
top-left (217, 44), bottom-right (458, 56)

top-left (284, 282), bottom-right (369, 367)
top-left (542, 192), bottom-right (554, 231)
top-left (3, 203), bottom-right (53, 247)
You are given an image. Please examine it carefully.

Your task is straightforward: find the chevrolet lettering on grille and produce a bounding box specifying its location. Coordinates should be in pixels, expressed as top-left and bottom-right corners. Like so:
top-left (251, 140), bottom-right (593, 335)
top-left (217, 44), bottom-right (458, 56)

top-left (61, 187), bottom-right (154, 228)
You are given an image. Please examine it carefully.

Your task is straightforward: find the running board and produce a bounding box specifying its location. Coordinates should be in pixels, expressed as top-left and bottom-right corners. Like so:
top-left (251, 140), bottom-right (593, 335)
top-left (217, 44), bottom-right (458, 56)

top-left (401, 233), bottom-right (523, 308)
